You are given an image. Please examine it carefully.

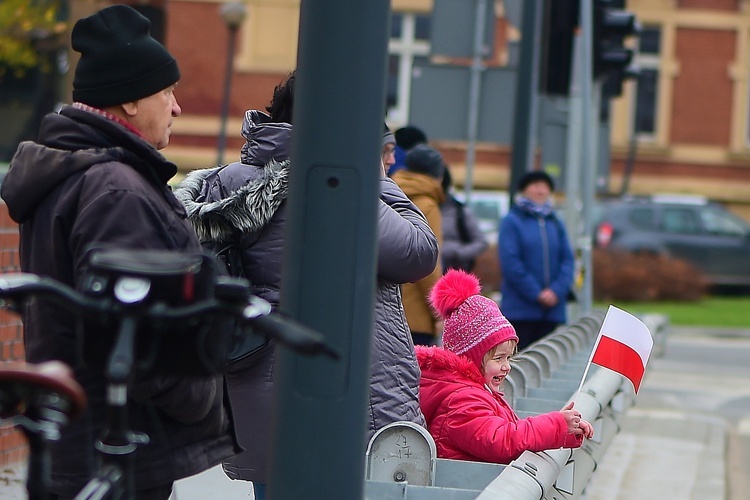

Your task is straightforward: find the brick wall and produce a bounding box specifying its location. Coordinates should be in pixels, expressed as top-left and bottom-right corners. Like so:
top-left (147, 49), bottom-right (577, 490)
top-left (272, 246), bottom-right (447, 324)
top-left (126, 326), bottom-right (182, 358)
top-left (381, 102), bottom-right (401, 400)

top-left (0, 202), bottom-right (27, 466)
top-left (671, 28), bottom-right (735, 146)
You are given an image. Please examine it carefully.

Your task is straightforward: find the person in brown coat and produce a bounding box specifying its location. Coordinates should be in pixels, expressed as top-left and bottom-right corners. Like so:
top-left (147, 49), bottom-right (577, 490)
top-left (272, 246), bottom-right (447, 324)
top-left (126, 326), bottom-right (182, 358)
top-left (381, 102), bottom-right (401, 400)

top-left (391, 144), bottom-right (446, 345)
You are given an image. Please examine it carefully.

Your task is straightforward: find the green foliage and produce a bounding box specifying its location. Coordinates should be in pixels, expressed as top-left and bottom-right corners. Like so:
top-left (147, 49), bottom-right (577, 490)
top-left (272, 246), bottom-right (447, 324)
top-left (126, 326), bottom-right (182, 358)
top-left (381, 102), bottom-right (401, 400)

top-left (596, 296), bottom-right (750, 328)
top-left (0, 0), bottom-right (66, 79)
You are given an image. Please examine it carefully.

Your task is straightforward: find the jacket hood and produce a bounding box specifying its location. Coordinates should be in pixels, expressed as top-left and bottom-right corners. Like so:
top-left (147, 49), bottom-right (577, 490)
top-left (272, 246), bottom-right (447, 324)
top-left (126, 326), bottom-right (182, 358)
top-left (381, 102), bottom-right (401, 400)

top-left (174, 159), bottom-right (289, 242)
top-left (416, 345), bottom-right (485, 385)
top-left (240, 110), bottom-right (293, 165)
top-left (1, 107), bottom-right (177, 223)
top-left (391, 170), bottom-right (446, 204)
top-left (416, 346), bottom-right (491, 425)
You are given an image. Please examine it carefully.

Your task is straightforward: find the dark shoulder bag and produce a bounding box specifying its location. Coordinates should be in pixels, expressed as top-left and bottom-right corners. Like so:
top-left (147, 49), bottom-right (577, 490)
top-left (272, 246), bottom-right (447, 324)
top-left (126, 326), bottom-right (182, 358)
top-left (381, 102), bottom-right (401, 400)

top-left (202, 237), bottom-right (271, 368)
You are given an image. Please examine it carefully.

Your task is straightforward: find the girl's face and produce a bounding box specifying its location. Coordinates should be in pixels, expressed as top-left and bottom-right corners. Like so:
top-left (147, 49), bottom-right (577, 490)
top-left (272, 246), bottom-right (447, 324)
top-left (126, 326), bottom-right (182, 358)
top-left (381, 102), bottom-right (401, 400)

top-left (482, 341), bottom-right (516, 393)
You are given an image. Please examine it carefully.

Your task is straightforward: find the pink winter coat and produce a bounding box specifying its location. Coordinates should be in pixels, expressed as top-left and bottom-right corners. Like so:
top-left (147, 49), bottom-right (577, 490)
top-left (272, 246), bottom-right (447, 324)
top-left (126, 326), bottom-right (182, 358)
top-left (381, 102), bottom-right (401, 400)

top-left (416, 346), bottom-right (583, 464)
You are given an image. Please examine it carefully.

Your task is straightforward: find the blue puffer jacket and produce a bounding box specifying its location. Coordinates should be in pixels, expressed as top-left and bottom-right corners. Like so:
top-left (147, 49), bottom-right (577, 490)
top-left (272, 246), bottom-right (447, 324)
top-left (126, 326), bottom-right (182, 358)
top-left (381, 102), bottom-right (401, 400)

top-left (498, 205), bottom-right (574, 324)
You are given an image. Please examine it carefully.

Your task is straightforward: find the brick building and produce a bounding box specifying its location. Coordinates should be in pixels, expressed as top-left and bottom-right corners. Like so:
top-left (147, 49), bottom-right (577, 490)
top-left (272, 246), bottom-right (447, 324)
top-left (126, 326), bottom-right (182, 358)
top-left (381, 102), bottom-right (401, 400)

top-left (0, 203), bottom-right (26, 467)
top-left (154, 0), bottom-right (750, 215)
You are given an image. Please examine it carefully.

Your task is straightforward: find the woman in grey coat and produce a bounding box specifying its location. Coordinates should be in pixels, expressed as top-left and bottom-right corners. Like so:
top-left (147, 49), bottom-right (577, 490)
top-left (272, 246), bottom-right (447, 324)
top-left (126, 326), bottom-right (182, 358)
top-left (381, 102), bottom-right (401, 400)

top-left (174, 73), bottom-right (437, 499)
top-left (440, 166), bottom-right (488, 272)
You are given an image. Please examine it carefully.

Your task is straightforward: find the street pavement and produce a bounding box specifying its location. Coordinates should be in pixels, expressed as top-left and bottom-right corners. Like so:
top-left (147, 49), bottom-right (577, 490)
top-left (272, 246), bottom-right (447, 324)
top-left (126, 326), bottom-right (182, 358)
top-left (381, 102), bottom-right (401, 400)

top-left (2, 325), bottom-right (749, 499)
top-left (584, 325), bottom-right (750, 500)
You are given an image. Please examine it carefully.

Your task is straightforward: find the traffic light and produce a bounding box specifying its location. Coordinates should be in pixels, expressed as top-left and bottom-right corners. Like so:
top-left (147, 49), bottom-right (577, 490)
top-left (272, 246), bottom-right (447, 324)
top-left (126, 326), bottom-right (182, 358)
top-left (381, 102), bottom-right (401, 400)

top-left (540, 0), bottom-right (579, 96)
top-left (593, 0), bottom-right (640, 79)
top-left (602, 64), bottom-right (640, 98)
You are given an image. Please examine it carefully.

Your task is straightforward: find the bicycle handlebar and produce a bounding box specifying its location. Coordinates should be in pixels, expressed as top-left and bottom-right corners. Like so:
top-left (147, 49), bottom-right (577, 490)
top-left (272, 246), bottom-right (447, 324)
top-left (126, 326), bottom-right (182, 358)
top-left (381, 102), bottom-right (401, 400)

top-left (0, 272), bottom-right (338, 359)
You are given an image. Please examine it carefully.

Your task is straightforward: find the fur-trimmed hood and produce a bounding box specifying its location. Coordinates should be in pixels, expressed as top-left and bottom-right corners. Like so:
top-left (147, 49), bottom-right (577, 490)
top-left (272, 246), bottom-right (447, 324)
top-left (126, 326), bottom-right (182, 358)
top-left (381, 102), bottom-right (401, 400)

top-left (174, 159), bottom-right (289, 243)
top-left (416, 345), bottom-right (485, 386)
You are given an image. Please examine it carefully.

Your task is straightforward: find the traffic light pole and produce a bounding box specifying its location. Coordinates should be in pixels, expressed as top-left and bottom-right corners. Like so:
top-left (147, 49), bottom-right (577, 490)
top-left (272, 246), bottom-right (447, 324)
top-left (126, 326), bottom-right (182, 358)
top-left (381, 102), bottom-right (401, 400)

top-left (579, 0), bottom-right (596, 313)
top-left (563, 30), bottom-right (583, 317)
top-left (509, 0), bottom-right (543, 201)
top-left (463, 0), bottom-right (489, 204)
top-left (565, 0), bottom-right (599, 313)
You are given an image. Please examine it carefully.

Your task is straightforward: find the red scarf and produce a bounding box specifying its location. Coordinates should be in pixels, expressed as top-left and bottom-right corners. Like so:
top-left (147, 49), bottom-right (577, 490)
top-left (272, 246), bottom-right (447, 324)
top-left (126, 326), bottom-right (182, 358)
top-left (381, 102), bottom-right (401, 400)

top-left (71, 102), bottom-right (145, 139)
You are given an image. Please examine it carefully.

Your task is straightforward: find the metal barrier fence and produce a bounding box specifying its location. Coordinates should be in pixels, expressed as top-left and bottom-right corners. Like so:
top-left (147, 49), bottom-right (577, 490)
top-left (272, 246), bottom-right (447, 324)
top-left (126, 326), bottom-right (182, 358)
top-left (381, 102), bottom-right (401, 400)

top-left (364, 309), bottom-right (666, 499)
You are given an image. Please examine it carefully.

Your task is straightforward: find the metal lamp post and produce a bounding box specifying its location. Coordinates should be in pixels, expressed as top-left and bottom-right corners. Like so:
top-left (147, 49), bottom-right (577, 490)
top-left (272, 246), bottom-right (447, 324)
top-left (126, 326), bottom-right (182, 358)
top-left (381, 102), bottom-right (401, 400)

top-left (216, 2), bottom-right (247, 165)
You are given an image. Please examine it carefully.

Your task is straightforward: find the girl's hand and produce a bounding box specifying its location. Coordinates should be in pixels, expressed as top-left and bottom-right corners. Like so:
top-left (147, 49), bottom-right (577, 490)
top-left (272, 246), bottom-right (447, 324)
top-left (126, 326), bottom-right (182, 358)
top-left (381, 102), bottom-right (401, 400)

top-left (559, 402), bottom-right (593, 437)
top-left (578, 418), bottom-right (595, 439)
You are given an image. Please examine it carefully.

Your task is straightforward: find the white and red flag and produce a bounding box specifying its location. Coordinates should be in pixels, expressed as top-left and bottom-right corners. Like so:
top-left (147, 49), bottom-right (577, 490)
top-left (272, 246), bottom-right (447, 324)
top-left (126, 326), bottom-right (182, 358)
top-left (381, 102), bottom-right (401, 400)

top-left (586, 305), bottom-right (654, 393)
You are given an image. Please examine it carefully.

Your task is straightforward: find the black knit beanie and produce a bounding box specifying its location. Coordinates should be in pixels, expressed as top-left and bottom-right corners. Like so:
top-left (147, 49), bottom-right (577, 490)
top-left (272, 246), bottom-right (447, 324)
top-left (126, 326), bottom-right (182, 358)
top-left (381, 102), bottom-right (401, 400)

top-left (395, 125), bottom-right (427, 150)
top-left (405, 144), bottom-right (444, 179)
top-left (72, 5), bottom-right (180, 108)
top-left (518, 170), bottom-right (555, 192)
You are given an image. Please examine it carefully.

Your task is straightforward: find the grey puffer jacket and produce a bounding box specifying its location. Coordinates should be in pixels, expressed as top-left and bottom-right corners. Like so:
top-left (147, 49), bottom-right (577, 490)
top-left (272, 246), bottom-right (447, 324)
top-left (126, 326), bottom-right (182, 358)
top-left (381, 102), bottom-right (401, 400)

top-left (0, 105), bottom-right (239, 497)
top-left (174, 110), bottom-right (438, 482)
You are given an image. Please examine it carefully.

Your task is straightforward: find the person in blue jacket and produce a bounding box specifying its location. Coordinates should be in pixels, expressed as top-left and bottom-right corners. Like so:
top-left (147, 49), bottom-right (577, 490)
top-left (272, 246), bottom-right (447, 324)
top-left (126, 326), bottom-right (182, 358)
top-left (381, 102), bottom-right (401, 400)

top-left (498, 171), bottom-right (575, 350)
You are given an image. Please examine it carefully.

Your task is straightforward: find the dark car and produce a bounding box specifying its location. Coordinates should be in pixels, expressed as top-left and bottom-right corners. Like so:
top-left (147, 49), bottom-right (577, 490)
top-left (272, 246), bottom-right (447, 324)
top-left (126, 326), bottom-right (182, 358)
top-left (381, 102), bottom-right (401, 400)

top-left (594, 195), bottom-right (750, 287)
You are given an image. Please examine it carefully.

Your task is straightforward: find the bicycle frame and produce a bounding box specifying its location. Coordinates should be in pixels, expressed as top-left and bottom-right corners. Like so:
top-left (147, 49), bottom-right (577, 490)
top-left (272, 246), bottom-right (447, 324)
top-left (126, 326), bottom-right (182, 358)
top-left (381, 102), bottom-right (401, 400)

top-left (0, 248), bottom-right (336, 500)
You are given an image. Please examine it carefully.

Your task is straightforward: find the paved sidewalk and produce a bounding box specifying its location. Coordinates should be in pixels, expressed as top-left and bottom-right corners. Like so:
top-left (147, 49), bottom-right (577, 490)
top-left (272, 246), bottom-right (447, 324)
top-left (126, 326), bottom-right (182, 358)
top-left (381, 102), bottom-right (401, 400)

top-left (583, 408), bottom-right (726, 499)
top-left (169, 465), bottom-right (252, 499)
top-left (0, 462), bottom-right (25, 499)
top-left (584, 325), bottom-right (750, 500)
top-left (0, 461), bottom-right (252, 499)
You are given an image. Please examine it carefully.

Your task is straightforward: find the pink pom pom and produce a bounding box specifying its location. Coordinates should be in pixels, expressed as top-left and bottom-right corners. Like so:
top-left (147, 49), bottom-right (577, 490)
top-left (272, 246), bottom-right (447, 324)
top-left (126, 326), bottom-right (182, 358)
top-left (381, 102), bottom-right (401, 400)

top-left (429, 269), bottom-right (482, 319)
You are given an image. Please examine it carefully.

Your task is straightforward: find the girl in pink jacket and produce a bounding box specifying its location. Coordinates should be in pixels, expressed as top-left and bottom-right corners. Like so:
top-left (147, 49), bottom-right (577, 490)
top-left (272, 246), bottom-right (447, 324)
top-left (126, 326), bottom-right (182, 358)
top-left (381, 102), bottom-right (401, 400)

top-left (416, 269), bottom-right (594, 464)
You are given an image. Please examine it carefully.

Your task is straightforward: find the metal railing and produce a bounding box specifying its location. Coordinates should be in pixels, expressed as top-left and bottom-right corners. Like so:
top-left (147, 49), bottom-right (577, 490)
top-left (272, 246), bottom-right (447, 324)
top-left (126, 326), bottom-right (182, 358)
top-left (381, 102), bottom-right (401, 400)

top-left (365, 309), bottom-right (665, 499)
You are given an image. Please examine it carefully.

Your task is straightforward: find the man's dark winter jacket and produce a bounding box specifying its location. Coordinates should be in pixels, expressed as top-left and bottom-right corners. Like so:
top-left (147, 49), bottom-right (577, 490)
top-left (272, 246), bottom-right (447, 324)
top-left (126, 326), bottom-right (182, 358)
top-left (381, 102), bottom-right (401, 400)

top-left (0, 105), bottom-right (238, 497)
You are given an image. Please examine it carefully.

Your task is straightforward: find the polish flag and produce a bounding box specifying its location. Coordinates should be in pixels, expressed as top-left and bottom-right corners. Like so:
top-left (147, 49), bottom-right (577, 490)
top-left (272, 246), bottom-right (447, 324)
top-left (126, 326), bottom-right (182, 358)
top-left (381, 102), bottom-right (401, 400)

top-left (590, 305), bottom-right (654, 393)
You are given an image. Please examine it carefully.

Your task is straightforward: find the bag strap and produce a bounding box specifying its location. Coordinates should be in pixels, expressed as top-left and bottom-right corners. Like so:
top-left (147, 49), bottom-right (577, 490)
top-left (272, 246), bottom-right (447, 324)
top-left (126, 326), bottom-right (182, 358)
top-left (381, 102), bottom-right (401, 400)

top-left (454, 197), bottom-right (472, 243)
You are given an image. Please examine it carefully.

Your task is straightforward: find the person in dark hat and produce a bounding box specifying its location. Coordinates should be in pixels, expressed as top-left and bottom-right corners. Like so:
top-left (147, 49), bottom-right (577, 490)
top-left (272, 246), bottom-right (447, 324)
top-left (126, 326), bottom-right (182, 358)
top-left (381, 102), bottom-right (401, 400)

top-left (391, 144), bottom-right (447, 345)
top-left (498, 170), bottom-right (575, 349)
top-left (389, 124), bottom-right (428, 176)
top-left (0, 5), bottom-right (238, 498)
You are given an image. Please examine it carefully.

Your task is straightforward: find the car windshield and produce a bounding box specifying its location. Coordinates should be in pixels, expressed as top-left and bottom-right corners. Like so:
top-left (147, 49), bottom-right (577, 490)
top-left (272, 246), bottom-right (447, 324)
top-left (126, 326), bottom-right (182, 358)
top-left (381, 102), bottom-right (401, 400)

top-left (699, 206), bottom-right (749, 237)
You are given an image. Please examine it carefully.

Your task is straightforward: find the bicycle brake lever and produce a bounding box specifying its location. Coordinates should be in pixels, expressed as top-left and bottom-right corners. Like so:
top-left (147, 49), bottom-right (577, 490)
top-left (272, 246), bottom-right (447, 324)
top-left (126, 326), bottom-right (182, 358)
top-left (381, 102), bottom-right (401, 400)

top-left (242, 297), bottom-right (339, 359)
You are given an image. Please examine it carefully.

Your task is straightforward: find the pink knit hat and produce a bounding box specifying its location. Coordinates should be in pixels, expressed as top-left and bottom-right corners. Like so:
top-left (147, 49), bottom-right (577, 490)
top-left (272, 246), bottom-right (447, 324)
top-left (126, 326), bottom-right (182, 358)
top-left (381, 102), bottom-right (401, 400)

top-left (430, 269), bottom-right (518, 370)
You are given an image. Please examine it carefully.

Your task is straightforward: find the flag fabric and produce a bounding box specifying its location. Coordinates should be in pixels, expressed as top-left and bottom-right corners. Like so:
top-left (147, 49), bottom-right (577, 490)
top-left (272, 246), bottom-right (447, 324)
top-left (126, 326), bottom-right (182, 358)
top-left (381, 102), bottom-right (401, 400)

top-left (590, 305), bottom-right (654, 393)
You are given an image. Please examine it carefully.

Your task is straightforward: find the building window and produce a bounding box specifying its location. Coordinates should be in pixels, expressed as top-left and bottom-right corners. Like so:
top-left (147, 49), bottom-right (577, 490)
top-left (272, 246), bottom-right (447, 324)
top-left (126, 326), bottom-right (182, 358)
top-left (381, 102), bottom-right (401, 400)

top-left (386, 12), bottom-right (431, 125)
top-left (633, 26), bottom-right (661, 137)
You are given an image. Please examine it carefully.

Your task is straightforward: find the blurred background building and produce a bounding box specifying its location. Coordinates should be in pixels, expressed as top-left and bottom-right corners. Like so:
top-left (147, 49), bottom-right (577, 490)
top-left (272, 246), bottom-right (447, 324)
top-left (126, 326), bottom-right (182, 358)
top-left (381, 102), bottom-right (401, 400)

top-left (4, 0), bottom-right (750, 218)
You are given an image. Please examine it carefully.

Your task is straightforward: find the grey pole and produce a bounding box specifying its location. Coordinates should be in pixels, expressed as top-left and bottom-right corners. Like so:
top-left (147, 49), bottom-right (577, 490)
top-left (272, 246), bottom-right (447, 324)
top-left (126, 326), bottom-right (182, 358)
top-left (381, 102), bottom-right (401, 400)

top-left (509, 0), bottom-right (543, 201)
top-left (563, 31), bottom-right (583, 320)
top-left (579, 0), bottom-right (596, 313)
top-left (463, 0), bottom-right (488, 202)
top-left (216, 2), bottom-right (247, 165)
top-left (268, 0), bottom-right (390, 499)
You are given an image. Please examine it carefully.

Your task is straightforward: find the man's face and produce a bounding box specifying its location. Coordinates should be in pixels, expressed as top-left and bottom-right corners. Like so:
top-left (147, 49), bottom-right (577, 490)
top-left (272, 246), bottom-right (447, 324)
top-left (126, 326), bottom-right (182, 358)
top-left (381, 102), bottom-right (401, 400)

top-left (381, 143), bottom-right (396, 169)
top-left (130, 85), bottom-right (181, 150)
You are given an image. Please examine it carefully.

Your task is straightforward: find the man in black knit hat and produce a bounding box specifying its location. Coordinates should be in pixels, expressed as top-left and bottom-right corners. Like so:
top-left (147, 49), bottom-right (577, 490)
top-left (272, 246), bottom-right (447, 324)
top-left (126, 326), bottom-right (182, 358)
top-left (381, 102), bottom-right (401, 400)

top-left (0, 5), bottom-right (238, 498)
